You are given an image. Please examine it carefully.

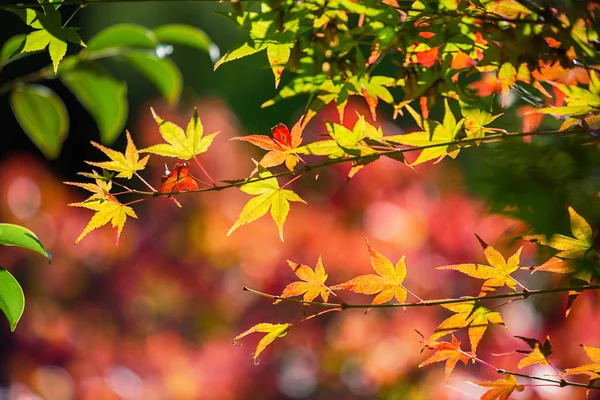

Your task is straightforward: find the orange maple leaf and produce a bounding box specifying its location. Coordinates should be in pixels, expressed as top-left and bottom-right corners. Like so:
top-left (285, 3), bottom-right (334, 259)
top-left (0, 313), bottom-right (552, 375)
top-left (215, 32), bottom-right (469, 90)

top-left (331, 240), bottom-right (410, 305)
top-left (160, 163), bottom-right (199, 193)
top-left (419, 335), bottom-right (470, 382)
top-left (437, 234), bottom-right (523, 296)
top-left (468, 374), bottom-right (525, 400)
top-left (278, 257), bottom-right (330, 303)
top-left (415, 46), bottom-right (440, 68)
top-left (231, 117), bottom-right (304, 171)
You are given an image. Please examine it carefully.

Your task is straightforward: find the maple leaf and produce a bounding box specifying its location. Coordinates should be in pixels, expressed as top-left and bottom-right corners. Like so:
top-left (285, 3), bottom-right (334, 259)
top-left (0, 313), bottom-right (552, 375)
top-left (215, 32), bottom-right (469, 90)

top-left (69, 195), bottom-right (137, 246)
top-left (295, 115), bottom-right (386, 177)
top-left (141, 108), bottom-right (220, 160)
top-left (419, 335), bottom-right (470, 382)
top-left (468, 374), bottom-right (525, 400)
top-left (64, 174), bottom-right (113, 203)
top-left (428, 300), bottom-right (504, 355)
top-left (228, 166), bottom-right (305, 241)
top-left (86, 131), bottom-right (149, 179)
top-left (437, 235), bottom-right (523, 296)
top-left (331, 240), bottom-right (409, 305)
top-left (232, 117), bottom-right (304, 171)
top-left (160, 163), bottom-right (199, 193)
top-left (523, 207), bottom-right (594, 274)
top-left (234, 323), bottom-right (291, 364)
top-left (385, 100), bottom-right (464, 166)
top-left (460, 104), bottom-right (502, 139)
top-left (537, 71), bottom-right (600, 122)
top-left (563, 345), bottom-right (600, 382)
top-left (279, 257), bottom-right (330, 303)
top-left (20, 5), bottom-right (85, 73)
top-left (514, 335), bottom-right (552, 369)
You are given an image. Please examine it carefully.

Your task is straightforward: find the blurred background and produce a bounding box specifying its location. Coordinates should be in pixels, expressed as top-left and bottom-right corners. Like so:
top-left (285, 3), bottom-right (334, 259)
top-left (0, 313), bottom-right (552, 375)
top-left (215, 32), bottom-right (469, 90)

top-left (1, 2), bottom-right (600, 399)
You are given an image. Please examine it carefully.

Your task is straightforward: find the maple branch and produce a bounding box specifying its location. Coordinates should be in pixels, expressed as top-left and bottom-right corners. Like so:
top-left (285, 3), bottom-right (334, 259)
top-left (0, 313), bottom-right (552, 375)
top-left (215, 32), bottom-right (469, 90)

top-left (243, 284), bottom-right (600, 310)
top-left (154, 128), bottom-right (587, 197)
top-left (242, 286), bottom-right (342, 308)
top-left (344, 284), bottom-right (600, 309)
top-left (496, 370), bottom-right (600, 390)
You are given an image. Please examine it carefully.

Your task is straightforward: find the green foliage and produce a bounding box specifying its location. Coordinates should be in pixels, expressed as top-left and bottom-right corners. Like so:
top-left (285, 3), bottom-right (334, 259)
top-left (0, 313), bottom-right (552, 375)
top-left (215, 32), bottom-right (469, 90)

top-left (0, 224), bottom-right (49, 331)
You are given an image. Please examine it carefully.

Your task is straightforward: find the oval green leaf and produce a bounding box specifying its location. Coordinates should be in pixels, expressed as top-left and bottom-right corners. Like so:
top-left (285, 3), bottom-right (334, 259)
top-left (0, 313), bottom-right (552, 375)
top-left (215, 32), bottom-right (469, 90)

top-left (10, 84), bottom-right (69, 159)
top-left (0, 34), bottom-right (25, 63)
top-left (60, 63), bottom-right (128, 145)
top-left (153, 24), bottom-right (215, 55)
top-left (0, 267), bottom-right (24, 331)
top-left (122, 51), bottom-right (182, 104)
top-left (0, 223), bottom-right (50, 260)
top-left (86, 24), bottom-right (157, 51)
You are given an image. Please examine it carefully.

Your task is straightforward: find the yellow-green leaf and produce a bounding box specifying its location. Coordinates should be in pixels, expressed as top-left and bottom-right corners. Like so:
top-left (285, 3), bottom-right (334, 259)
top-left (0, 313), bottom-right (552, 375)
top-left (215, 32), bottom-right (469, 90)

top-left (141, 108), bottom-right (219, 160)
top-left (86, 131), bottom-right (149, 179)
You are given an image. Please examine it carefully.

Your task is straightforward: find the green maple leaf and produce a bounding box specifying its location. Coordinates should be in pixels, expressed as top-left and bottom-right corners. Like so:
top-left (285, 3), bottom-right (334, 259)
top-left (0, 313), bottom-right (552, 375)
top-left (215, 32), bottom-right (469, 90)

top-left (141, 108), bottom-right (220, 160)
top-left (20, 5), bottom-right (85, 73)
top-left (523, 207), bottom-right (594, 275)
top-left (228, 166), bottom-right (305, 241)
top-left (385, 100), bottom-right (464, 165)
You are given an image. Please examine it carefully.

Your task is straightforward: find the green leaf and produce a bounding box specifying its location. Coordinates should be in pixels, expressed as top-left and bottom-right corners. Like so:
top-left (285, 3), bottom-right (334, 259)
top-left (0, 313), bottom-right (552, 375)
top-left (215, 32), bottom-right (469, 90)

top-left (20, 7), bottom-right (84, 73)
top-left (0, 34), bottom-right (25, 63)
top-left (86, 24), bottom-right (157, 51)
top-left (214, 41), bottom-right (266, 70)
top-left (10, 84), bottom-right (69, 159)
top-left (0, 224), bottom-right (50, 260)
top-left (0, 267), bottom-right (25, 332)
top-left (153, 24), bottom-right (215, 54)
top-left (60, 63), bottom-right (128, 145)
top-left (122, 51), bottom-right (182, 104)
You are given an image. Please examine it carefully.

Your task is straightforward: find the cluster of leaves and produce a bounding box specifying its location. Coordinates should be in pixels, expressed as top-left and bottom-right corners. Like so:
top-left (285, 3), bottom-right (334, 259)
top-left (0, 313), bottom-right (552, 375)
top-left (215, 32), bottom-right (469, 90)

top-left (2, 1), bottom-right (216, 158)
top-left (237, 219), bottom-right (600, 398)
top-left (3, 0), bottom-right (600, 398)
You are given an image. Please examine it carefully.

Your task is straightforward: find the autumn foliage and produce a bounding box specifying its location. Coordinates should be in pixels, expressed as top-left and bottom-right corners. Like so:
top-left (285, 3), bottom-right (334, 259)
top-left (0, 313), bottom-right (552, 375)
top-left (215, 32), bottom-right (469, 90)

top-left (3, 0), bottom-right (600, 398)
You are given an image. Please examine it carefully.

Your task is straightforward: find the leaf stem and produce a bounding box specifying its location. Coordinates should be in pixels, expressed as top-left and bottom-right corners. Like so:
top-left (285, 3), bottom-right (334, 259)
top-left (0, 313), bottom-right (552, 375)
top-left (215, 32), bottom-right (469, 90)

top-left (242, 286), bottom-right (342, 308)
top-left (193, 156), bottom-right (216, 187)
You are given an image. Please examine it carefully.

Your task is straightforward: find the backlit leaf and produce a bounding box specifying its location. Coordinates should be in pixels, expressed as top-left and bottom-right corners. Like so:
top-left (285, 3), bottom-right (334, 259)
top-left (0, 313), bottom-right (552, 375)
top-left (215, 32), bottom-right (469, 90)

top-left (228, 167), bottom-right (305, 241)
top-left (437, 235), bottom-right (523, 295)
top-left (142, 108), bottom-right (219, 160)
top-left (419, 335), bottom-right (470, 382)
top-left (468, 374), bottom-right (525, 400)
top-left (279, 257), bottom-right (329, 303)
top-left (331, 240), bottom-right (409, 305)
top-left (234, 323), bottom-right (291, 364)
top-left (564, 345), bottom-right (600, 381)
top-left (0, 224), bottom-right (50, 261)
top-left (86, 131), bottom-right (149, 179)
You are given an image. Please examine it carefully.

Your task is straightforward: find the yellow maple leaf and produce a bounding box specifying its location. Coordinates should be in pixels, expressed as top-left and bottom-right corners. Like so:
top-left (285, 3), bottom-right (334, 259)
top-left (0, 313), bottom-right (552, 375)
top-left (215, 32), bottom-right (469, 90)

top-left (564, 345), bottom-right (600, 381)
top-left (234, 323), bottom-right (291, 364)
top-left (70, 196), bottom-right (137, 246)
top-left (331, 239), bottom-right (409, 305)
top-left (141, 108), bottom-right (220, 160)
top-left (524, 207), bottom-right (594, 274)
top-left (86, 131), bottom-right (149, 179)
top-left (437, 234), bottom-right (523, 296)
top-left (468, 374), bottom-right (525, 400)
top-left (428, 300), bottom-right (504, 355)
top-left (279, 257), bottom-right (329, 303)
